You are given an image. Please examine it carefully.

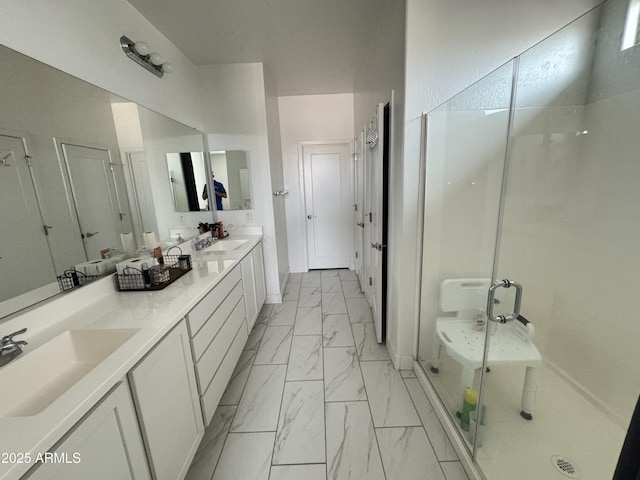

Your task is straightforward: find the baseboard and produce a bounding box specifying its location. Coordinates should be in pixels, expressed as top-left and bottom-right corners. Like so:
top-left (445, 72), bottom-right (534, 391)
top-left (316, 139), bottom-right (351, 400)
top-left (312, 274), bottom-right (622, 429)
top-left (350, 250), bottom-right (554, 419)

top-left (266, 293), bottom-right (282, 304)
top-left (281, 271), bottom-right (290, 298)
top-left (414, 362), bottom-right (484, 480)
top-left (386, 339), bottom-right (414, 370)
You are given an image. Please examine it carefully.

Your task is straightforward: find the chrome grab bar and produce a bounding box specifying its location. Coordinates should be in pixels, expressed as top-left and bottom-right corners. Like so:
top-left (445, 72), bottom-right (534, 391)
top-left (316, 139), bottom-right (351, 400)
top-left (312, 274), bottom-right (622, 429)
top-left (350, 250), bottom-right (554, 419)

top-left (486, 279), bottom-right (522, 323)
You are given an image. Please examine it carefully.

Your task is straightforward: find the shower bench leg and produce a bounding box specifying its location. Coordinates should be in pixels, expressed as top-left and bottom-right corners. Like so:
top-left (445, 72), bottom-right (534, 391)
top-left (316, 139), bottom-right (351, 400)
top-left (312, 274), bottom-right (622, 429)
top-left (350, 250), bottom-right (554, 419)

top-left (520, 365), bottom-right (539, 420)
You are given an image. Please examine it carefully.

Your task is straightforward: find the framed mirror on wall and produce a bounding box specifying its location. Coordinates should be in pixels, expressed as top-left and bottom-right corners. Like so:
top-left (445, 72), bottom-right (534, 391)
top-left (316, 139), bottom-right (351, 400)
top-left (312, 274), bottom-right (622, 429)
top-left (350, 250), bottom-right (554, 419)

top-left (209, 150), bottom-right (251, 211)
top-left (167, 152), bottom-right (208, 212)
top-left (0, 43), bottom-right (208, 321)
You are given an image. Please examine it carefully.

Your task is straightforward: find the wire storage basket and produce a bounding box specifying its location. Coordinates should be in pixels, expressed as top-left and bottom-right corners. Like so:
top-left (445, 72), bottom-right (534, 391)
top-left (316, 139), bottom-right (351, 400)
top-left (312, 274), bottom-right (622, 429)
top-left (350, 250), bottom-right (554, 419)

top-left (114, 252), bottom-right (192, 292)
top-left (57, 270), bottom-right (103, 292)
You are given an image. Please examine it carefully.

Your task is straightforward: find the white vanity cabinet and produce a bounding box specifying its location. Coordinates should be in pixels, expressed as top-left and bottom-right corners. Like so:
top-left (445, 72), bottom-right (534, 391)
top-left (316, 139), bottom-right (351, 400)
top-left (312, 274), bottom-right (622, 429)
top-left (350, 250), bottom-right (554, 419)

top-left (185, 263), bottom-right (249, 425)
top-left (24, 381), bottom-right (150, 480)
top-left (240, 241), bottom-right (267, 333)
top-left (253, 242), bottom-right (266, 314)
top-left (128, 320), bottom-right (203, 480)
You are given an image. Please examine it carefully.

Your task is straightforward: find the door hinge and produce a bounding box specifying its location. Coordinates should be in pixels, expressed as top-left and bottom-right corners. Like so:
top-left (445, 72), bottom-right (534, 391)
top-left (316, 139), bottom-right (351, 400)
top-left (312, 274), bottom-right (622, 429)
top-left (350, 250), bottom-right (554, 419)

top-left (24, 155), bottom-right (32, 167)
top-left (369, 277), bottom-right (372, 286)
top-left (354, 204), bottom-right (358, 212)
top-left (355, 251), bottom-right (358, 259)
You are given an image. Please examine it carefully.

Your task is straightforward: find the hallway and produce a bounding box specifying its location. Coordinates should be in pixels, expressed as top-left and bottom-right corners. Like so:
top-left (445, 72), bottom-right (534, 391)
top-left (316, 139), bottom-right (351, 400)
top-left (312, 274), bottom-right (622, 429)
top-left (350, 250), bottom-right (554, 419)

top-left (185, 269), bottom-right (469, 480)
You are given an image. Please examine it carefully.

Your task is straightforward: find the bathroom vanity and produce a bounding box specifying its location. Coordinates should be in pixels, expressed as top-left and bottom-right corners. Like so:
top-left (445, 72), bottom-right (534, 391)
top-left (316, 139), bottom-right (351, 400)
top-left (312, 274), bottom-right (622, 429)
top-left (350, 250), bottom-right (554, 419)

top-left (0, 234), bottom-right (266, 480)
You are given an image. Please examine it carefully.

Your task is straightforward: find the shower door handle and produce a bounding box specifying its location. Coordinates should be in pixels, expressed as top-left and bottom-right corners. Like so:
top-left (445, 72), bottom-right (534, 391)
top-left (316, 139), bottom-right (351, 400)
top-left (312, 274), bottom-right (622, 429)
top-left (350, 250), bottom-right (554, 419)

top-left (486, 279), bottom-right (522, 323)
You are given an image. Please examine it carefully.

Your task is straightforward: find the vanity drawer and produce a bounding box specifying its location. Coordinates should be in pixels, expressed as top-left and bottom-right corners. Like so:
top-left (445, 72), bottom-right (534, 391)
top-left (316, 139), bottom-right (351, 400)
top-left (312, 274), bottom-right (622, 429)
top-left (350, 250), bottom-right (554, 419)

top-left (187, 265), bottom-right (241, 335)
top-left (191, 280), bottom-right (244, 361)
top-left (201, 322), bottom-right (248, 425)
top-left (195, 297), bottom-right (246, 393)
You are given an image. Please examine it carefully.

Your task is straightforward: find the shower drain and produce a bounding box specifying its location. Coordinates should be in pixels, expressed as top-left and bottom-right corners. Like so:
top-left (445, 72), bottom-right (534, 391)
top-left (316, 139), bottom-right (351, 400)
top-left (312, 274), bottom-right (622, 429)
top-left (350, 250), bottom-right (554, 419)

top-left (550, 455), bottom-right (581, 479)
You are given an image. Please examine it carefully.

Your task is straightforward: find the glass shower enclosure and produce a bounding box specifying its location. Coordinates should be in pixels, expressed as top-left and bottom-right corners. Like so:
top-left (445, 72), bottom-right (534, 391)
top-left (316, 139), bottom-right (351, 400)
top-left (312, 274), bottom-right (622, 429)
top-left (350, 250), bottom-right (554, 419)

top-left (417, 0), bottom-right (640, 478)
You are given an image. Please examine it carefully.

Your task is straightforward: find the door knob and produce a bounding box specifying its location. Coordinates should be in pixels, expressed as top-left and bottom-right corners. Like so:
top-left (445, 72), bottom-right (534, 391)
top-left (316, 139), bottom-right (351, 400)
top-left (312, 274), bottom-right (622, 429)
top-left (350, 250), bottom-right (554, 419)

top-left (357, 222), bottom-right (364, 228)
top-left (307, 215), bottom-right (312, 220)
top-left (84, 231), bottom-right (99, 238)
top-left (370, 242), bottom-right (385, 251)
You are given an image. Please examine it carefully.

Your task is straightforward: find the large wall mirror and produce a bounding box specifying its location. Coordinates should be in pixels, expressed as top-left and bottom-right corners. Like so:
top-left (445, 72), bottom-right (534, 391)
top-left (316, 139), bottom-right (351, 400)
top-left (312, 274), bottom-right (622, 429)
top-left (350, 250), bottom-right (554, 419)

top-left (0, 43), bottom-right (208, 321)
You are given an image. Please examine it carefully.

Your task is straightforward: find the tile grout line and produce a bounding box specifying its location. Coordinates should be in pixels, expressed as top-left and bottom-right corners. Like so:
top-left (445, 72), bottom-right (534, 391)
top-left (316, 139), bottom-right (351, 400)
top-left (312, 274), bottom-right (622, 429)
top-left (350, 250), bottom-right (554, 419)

top-left (322, 283), bottom-right (330, 480)
top-left (402, 375), bottom-right (458, 480)
top-left (348, 282), bottom-right (389, 480)
top-left (269, 295), bottom-right (298, 474)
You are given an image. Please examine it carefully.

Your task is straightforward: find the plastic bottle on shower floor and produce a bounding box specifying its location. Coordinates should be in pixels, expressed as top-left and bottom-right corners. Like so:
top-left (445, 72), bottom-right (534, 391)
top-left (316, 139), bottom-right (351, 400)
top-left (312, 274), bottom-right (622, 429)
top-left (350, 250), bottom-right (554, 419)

top-left (460, 387), bottom-right (478, 431)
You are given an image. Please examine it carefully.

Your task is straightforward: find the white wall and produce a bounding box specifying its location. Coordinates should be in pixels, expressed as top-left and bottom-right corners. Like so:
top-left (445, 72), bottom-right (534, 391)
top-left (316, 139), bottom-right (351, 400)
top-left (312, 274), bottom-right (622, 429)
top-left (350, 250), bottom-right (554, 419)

top-left (278, 94), bottom-right (355, 272)
top-left (200, 63), bottom-right (283, 302)
top-left (400, 0), bottom-right (602, 367)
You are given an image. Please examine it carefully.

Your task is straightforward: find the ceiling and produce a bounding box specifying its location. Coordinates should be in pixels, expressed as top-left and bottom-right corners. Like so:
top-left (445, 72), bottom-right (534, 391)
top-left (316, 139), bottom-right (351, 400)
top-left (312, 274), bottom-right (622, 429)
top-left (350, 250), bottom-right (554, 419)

top-left (128, 0), bottom-right (390, 96)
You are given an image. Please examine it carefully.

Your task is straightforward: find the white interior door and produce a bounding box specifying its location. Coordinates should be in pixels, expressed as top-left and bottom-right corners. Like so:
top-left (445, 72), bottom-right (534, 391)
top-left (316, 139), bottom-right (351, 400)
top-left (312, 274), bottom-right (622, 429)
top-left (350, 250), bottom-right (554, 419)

top-left (354, 131), bottom-right (365, 286)
top-left (362, 127), bottom-right (373, 304)
top-left (303, 142), bottom-right (352, 270)
top-left (368, 104), bottom-right (385, 343)
top-left (0, 134), bottom-right (57, 301)
top-left (62, 144), bottom-right (122, 260)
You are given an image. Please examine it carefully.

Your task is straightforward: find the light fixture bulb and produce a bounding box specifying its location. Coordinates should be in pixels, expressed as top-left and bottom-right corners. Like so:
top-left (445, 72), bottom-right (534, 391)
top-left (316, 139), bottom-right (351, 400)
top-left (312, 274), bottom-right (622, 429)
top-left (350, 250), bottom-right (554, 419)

top-left (133, 41), bottom-right (149, 56)
top-left (162, 62), bottom-right (174, 73)
top-left (149, 52), bottom-right (163, 66)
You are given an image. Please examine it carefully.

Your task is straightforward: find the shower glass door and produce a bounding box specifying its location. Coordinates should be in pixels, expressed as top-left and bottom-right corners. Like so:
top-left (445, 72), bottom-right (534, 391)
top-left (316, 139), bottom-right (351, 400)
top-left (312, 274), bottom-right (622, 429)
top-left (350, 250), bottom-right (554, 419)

top-left (419, 0), bottom-right (639, 478)
top-left (418, 60), bottom-right (515, 450)
top-left (478, 2), bottom-right (635, 479)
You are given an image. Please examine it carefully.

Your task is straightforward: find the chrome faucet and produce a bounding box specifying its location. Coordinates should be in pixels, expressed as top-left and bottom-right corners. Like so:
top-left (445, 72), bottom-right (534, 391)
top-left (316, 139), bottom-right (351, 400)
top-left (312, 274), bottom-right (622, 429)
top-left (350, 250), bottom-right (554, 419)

top-left (0, 328), bottom-right (28, 367)
top-left (193, 235), bottom-right (216, 251)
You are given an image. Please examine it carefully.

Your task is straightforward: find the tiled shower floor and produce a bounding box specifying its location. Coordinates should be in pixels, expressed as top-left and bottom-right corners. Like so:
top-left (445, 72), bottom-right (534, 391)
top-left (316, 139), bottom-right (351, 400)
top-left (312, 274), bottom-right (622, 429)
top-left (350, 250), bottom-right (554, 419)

top-left (185, 269), bottom-right (469, 480)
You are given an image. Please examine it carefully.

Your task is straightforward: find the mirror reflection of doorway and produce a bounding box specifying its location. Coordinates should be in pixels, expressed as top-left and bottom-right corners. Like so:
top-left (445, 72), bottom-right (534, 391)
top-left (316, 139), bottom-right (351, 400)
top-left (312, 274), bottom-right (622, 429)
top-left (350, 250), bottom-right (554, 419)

top-left (61, 143), bottom-right (127, 260)
top-left (0, 133), bottom-right (57, 303)
top-left (166, 152), bottom-right (208, 212)
top-left (209, 150), bottom-right (250, 210)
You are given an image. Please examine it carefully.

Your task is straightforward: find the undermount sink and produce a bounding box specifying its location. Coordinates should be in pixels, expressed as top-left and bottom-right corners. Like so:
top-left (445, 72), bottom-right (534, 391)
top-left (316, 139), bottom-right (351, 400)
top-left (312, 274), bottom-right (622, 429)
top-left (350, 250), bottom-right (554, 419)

top-left (0, 328), bottom-right (139, 417)
top-left (205, 238), bottom-right (248, 253)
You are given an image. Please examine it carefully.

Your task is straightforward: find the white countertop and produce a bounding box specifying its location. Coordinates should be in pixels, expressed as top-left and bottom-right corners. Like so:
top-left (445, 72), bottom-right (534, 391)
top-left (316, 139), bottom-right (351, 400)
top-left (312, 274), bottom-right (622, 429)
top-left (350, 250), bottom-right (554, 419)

top-left (0, 233), bottom-right (263, 480)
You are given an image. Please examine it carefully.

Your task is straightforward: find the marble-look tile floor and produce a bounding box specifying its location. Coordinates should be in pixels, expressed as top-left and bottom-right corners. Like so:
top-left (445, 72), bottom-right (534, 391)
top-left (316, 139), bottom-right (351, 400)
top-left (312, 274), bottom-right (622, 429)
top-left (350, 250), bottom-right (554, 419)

top-left (186, 269), bottom-right (469, 480)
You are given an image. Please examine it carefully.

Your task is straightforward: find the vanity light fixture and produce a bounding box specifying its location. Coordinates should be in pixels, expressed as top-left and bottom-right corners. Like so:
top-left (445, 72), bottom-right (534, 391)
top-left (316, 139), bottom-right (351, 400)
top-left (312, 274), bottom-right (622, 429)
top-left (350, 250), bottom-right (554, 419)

top-left (120, 35), bottom-right (173, 78)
